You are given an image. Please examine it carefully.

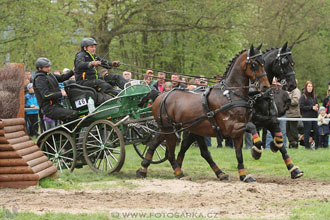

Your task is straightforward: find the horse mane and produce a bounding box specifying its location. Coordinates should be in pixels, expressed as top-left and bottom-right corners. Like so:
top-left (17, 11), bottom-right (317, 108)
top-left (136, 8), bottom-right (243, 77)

top-left (222, 49), bottom-right (246, 78)
top-left (262, 48), bottom-right (279, 55)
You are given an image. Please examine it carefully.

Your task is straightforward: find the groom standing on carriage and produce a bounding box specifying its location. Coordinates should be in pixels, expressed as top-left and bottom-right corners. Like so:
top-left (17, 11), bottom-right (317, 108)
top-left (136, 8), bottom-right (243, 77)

top-left (74, 37), bottom-right (127, 96)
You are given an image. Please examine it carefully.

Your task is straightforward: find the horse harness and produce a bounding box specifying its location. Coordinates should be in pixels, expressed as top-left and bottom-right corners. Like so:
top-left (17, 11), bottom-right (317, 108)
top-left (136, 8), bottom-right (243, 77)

top-left (275, 48), bottom-right (295, 77)
top-left (157, 85), bottom-right (251, 140)
top-left (157, 49), bottom-right (266, 139)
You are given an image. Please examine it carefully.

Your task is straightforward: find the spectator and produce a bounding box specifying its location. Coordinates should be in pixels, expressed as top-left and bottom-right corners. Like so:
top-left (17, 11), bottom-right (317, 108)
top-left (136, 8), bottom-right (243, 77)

top-left (244, 132), bottom-right (253, 149)
top-left (53, 70), bottom-right (64, 90)
top-left (181, 77), bottom-right (187, 84)
top-left (63, 68), bottom-right (75, 81)
top-left (25, 83), bottom-right (39, 137)
top-left (153, 72), bottom-right (166, 92)
top-left (194, 77), bottom-right (200, 85)
top-left (286, 79), bottom-right (301, 148)
top-left (171, 74), bottom-right (186, 88)
top-left (146, 70), bottom-right (157, 86)
top-left (122, 71), bottom-right (132, 81)
top-left (24, 71), bottom-right (32, 94)
top-left (171, 74), bottom-right (180, 87)
top-left (265, 78), bottom-right (287, 149)
top-left (25, 70), bottom-right (32, 82)
top-left (322, 81), bottom-right (330, 118)
top-left (299, 80), bottom-right (319, 149)
top-left (143, 73), bottom-right (152, 86)
top-left (63, 68), bottom-right (70, 74)
top-left (187, 79), bottom-right (196, 90)
top-left (199, 77), bottom-right (208, 86)
top-left (164, 82), bottom-right (172, 92)
top-left (318, 106), bottom-right (329, 148)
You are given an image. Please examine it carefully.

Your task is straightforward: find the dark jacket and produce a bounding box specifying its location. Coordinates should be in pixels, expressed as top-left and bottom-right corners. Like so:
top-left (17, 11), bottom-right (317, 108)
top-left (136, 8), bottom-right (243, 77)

top-left (74, 50), bottom-right (112, 83)
top-left (299, 93), bottom-right (318, 118)
top-left (152, 82), bottom-right (164, 92)
top-left (323, 96), bottom-right (330, 114)
top-left (33, 70), bottom-right (73, 109)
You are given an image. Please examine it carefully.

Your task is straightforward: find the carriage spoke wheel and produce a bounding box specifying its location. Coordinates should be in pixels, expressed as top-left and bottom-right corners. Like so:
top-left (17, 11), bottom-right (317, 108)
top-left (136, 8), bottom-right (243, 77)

top-left (83, 120), bottom-right (125, 174)
top-left (133, 142), bottom-right (167, 164)
top-left (39, 130), bottom-right (77, 173)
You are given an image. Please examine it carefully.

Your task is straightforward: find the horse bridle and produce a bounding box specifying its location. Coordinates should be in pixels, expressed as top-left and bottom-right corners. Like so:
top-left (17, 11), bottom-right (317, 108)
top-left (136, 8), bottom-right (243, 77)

top-left (244, 50), bottom-right (267, 82)
top-left (275, 48), bottom-right (295, 77)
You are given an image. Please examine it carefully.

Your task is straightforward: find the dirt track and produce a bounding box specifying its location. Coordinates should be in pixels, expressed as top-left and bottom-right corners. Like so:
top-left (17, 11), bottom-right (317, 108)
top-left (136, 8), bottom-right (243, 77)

top-left (1, 176), bottom-right (330, 219)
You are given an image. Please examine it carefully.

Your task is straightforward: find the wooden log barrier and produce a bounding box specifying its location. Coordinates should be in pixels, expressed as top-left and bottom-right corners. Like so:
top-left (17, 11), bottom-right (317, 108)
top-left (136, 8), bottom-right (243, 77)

top-left (0, 117), bottom-right (57, 188)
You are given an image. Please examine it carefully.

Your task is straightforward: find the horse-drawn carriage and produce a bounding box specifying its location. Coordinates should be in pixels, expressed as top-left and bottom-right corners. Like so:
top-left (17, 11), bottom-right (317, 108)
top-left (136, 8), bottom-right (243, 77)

top-left (36, 80), bottom-right (167, 174)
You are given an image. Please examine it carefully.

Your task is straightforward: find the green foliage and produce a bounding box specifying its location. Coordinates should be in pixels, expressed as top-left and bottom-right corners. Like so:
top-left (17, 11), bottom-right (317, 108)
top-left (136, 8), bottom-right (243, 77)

top-left (0, 0), bottom-right (329, 96)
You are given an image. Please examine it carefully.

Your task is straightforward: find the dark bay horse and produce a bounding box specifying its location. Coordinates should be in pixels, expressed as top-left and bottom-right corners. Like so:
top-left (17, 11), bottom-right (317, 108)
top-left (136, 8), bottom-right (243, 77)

top-left (136, 45), bottom-right (270, 182)
top-left (175, 87), bottom-right (302, 181)
top-left (263, 42), bottom-right (296, 92)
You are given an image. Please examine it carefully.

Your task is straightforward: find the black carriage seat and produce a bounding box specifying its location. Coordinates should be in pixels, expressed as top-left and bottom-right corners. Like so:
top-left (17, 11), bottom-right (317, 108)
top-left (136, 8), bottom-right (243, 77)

top-left (63, 81), bottom-right (98, 111)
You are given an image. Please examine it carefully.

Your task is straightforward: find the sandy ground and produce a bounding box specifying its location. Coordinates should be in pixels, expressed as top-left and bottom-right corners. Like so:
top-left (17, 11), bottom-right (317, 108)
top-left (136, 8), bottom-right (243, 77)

top-left (1, 176), bottom-right (330, 219)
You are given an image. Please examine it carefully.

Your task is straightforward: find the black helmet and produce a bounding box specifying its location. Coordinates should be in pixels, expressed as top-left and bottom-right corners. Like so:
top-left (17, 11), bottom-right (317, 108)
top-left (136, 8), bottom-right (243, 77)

top-left (35, 57), bottom-right (51, 69)
top-left (81, 37), bottom-right (98, 48)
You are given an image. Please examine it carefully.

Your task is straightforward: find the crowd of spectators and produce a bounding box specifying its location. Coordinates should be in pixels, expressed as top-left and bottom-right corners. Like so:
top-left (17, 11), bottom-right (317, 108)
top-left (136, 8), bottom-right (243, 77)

top-left (24, 68), bottom-right (330, 149)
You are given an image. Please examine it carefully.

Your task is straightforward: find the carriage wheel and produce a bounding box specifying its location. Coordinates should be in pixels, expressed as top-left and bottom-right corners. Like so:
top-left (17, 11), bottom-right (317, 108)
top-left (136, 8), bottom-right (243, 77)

top-left (83, 120), bottom-right (125, 174)
top-left (39, 130), bottom-right (77, 173)
top-left (133, 143), bottom-right (167, 164)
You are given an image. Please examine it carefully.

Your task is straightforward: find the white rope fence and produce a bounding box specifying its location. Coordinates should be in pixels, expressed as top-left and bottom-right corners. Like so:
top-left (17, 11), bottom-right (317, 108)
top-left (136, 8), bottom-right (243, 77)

top-left (277, 118), bottom-right (330, 122)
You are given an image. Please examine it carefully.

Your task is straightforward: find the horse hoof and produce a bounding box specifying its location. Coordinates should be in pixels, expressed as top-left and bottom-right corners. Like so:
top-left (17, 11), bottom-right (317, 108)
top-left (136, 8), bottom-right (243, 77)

top-left (180, 176), bottom-right (192, 181)
top-left (175, 173), bottom-right (185, 179)
top-left (136, 168), bottom-right (147, 178)
top-left (270, 141), bottom-right (279, 153)
top-left (291, 168), bottom-right (304, 179)
top-left (251, 149), bottom-right (262, 160)
top-left (218, 173), bottom-right (231, 181)
top-left (241, 175), bottom-right (256, 183)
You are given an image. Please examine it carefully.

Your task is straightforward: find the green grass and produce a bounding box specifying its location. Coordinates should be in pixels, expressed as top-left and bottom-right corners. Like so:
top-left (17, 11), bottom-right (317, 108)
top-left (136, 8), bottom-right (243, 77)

top-left (0, 211), bottom-right (109, 220)
top-left (290, 199), bottom-right (330, 220)
top-left (39, 143), bottom-right (330, 190)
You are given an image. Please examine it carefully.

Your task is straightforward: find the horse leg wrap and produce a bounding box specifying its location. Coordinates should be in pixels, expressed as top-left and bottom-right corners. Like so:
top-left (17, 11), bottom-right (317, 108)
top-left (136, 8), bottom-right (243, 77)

top-left (238, 169), bottom-right (247, 181)
top-left (273, 132), bottom-right (284, 148)
top-left (141, 153), bottom-right (153, 167)
top-left (251, 134), bottom-right (263, 160)
top-left (215, 169), bottom-right (230, 181)
top-left (141, 159), bottom-right (152, 168)
top-left (174, 168), bottom-right (184, 179)
top-left (274, 137), bottom-right (283, 147)
top-left (136, 167), bottom-right (148, 178)
top-left (289, 166), bottom-right (304, 179)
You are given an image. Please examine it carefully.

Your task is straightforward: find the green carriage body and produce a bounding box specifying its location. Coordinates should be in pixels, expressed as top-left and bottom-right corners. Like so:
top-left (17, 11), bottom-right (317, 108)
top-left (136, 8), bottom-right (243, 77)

top-left (36, 81), bottom-right (167, 174)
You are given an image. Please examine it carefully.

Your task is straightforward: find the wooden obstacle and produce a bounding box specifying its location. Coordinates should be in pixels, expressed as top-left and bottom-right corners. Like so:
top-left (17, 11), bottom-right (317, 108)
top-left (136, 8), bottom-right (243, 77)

top-left (0, 118), bottom-right (57, 188)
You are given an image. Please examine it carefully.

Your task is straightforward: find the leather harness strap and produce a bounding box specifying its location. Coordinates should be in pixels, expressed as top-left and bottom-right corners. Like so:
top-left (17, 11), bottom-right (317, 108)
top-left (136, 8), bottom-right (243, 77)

top-left (157, 87), bottom-right (250, 138)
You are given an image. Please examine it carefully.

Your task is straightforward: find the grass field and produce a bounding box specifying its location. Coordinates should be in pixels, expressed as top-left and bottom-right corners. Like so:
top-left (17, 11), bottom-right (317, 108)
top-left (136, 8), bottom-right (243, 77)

top-left (1, 144), bottom-right (330, 220)
top-left (39, 144), bottom-right (330, 188)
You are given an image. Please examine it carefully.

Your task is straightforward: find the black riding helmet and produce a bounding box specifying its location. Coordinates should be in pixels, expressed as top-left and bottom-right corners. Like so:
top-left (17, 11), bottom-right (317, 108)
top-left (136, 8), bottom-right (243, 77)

top-left (35, 57), bottom-right (51, 69)
top-left (81, 37), bottom-right (98, 48)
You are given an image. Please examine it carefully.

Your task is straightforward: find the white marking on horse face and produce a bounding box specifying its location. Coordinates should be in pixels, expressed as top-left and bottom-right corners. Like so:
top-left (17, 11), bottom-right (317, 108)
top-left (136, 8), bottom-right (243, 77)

top-left (223, 116), bottom-right (229, 120)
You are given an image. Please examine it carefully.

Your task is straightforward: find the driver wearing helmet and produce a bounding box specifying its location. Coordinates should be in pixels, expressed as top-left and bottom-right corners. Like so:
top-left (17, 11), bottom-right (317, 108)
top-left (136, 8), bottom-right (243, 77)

top-left (33, 57), bottom-right (78, 122)
top-left (74, 37), bottom-right (127, 96)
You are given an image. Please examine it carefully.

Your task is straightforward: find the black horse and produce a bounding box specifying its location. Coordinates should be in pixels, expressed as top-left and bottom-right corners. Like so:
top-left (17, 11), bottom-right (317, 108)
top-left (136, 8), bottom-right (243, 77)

top-left (262, 42), bottom-right (296, 92)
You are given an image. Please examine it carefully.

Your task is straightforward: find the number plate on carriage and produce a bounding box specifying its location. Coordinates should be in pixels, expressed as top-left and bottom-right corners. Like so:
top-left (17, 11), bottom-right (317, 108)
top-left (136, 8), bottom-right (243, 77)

top-left (75, 98), bottom-right (87, 108)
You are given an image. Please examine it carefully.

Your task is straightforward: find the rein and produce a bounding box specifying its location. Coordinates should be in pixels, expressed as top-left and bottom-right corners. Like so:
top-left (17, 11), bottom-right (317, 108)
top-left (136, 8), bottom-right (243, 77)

top-left (120, 62), bottom-right (217, 81)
